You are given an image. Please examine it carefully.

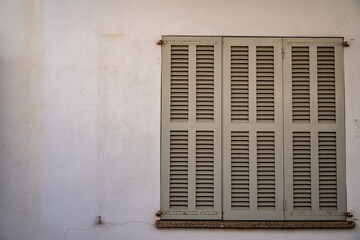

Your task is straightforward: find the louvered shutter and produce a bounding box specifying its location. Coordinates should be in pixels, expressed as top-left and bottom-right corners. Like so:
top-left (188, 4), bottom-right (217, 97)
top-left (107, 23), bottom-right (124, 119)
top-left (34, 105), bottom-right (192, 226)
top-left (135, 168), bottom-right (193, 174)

top-left (223, 38), bottom-right (284, 220)
top-left (161, 37), bottom-right (222, 219)
top-left (283, 38), bottom-right (346, 220)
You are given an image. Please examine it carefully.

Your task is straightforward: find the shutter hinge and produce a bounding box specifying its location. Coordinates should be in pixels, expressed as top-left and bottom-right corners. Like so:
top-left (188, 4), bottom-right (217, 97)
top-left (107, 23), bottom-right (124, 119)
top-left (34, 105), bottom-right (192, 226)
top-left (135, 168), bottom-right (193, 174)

top-left (344, 211), bottom-right (353, 217)
top-left (342, 41), bottom-right (350, 47)
top-left (283, 199), bottom-right (286, 211)
top-left (281, 48), bottom-right (284, 59)
top-left (157, 40), bottom-right (164, 46)
top-left (155, 210), bottom-right (163, 217)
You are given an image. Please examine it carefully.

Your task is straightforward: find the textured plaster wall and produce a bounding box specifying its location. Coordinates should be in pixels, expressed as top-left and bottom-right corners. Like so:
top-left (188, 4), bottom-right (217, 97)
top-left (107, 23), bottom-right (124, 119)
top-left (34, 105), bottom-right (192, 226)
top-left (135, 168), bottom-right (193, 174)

top-left (0, 0), bottom-right (359, 239)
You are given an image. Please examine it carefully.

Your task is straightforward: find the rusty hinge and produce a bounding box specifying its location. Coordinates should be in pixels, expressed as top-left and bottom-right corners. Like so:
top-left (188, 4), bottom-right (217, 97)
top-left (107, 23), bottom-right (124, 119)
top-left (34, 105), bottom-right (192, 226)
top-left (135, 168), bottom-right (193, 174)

top-left (281, 47), bottom-right (284, 59)
top-left (155, 210), bottom-right (163, 217)
top-left (157, 40), bottom-right (164, 46)
top-left (344, 211), bottom-right (353, 217)
top-left (342, 41), bottom-right (350, 47)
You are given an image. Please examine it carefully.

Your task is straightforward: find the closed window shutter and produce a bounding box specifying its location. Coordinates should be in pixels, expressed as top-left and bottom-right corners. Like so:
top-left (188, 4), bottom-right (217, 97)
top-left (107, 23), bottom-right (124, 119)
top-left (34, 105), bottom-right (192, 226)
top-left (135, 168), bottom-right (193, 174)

top-left (161, 37), bottom-right (222, 219)
top-left (161, 37), bottom-right (346, 221)
top-left (283, 38), bottom-right (346, 220)
top-left (223, 38), bottom-right (284, 220)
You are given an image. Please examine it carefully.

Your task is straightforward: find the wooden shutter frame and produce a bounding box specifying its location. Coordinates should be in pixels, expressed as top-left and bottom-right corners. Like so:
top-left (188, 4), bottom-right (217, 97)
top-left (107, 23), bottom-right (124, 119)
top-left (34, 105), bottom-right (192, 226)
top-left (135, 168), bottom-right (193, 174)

top-left (161, 36), bottom-right (222, 220)
top-left (283, 38), bottom-right (346, 220)
top-left (222, 38), bottom-right (284, 220)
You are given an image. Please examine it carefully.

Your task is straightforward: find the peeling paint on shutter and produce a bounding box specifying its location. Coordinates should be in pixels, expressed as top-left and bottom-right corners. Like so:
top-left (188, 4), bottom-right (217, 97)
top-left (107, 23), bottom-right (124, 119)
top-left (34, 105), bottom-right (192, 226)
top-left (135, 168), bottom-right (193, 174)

top-left (161, 37), bottom-right (222, 220)
top-left (283, 38), bottom-right (346, 220)
top-left (223, 38), bottom-right (283, 220)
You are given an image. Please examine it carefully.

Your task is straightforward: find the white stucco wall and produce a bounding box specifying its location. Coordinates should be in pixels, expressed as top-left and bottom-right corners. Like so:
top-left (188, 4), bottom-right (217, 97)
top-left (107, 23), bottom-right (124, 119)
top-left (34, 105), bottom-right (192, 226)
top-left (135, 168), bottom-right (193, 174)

top-left (0, 0), bottom-right (359, 239)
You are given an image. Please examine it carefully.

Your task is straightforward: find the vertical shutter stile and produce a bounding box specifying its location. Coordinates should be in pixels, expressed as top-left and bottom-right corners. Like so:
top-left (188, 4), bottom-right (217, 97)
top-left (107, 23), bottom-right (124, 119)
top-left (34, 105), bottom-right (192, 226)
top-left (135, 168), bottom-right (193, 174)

top-left (161, 37), bottom-right (222, 219)
top-left (283, 38), bottom-right (346, 220)
top-left (223, 38), bottom-right (284, 220)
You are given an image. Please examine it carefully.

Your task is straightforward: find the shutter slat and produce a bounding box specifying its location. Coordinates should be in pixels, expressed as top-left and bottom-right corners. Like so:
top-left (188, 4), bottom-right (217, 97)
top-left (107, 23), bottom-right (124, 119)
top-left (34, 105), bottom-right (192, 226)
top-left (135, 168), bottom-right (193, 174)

top-left (256, 46), bottom-right (275, 122)
top-left (231, 46), bottom-right (249, 122)
top-left (196, 46), bottom-right (214, 121)
top-left (292, 46), bottom-right (310, 123)
top-left (292, 132), bottom-right (312, 210)
top-left (317, 47), bottom-right (336, 123)
top-left (318, 132), bottom-right (338, 210)
top-left (257, 131), bottom-right (276, 210)
top-left (231, 131), bottom-right (250, 210)
top-left (169, 130), bottom-right (189, 209)
top-left (170, 45), bottom-right (189, 121)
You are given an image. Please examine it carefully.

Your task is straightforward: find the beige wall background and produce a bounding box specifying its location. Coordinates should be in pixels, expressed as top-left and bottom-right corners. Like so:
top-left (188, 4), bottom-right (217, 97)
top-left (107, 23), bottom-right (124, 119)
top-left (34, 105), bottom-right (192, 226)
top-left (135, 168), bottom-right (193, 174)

top-left (0, 0), bottom-right (359, 239)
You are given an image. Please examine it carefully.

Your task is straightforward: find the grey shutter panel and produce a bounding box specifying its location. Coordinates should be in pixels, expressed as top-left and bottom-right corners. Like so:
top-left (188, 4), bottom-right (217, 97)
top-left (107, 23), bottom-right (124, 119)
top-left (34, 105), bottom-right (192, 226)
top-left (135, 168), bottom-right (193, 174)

top-left (223, 38), bottom-right (284, 220)
top-left (283, 38), bottom-right (346, 220)
top-left (161, 37), bottom-right (222, 219)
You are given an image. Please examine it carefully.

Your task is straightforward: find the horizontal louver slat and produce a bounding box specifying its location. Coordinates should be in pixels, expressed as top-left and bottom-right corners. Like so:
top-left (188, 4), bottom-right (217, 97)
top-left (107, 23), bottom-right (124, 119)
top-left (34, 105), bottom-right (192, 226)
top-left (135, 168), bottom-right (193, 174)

top-left (317, 47), bottom-right (336, 123)
top-left (231, 131), bottom-right (250, 210)
top-left (231, 46), bottom-right (249, 122)
top-left (256, 46), bottom-right (275, 122)
top-left (318, 132), bottom-right (337, 210)
top-left (171, 45), bottom-right (189, 121)
top-left (292, 47), bottom-right (310, 123)
top-left (257, 131), bottom-right (276, 210)
top-left (196, 131), bottom-right (214, 209)
top-left (293, 132), bottom-right (311, 210)
top-left (170, 130), bottom-right (188, 209)
top-left (196, 46), bottom-right (215, 121)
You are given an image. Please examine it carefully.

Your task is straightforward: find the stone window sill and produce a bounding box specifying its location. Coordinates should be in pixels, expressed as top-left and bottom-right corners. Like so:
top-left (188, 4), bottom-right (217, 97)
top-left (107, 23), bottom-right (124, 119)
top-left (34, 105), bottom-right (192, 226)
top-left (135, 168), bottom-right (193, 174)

top-left (156, 220), bottom-right (355, 229)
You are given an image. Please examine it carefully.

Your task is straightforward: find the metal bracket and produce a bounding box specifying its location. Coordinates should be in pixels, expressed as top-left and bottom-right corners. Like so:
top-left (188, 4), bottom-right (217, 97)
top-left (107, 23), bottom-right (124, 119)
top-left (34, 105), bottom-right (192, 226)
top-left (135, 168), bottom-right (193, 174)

top-left (97, 216), bottom-right (103, 225)
top-left (342, 41), bottom-right (350, 47)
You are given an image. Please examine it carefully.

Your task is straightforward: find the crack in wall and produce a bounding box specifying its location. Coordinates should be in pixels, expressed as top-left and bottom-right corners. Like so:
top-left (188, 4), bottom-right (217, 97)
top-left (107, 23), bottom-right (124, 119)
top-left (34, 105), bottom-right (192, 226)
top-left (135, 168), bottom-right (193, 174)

top-left (64, 220), bottom-right (153, 240)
